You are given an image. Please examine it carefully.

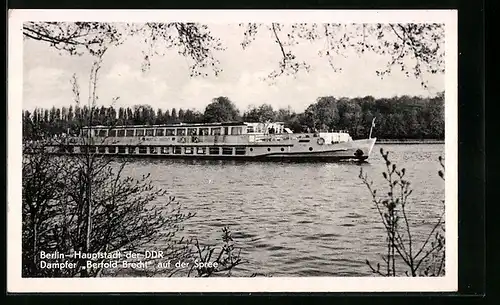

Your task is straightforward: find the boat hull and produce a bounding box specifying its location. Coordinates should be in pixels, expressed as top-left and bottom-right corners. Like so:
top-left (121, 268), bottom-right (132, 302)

top-left (39, 138), bottom-right (377, 162)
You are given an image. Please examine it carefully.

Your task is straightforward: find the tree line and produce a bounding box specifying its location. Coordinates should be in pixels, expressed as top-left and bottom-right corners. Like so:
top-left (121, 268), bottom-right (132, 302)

top-left (22, 93), bottom-right (444, 140)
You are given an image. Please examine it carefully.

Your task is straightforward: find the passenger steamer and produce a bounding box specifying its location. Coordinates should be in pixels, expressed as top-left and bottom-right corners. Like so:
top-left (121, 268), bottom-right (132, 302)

top-left (44, 121), bottom-right (377, 161)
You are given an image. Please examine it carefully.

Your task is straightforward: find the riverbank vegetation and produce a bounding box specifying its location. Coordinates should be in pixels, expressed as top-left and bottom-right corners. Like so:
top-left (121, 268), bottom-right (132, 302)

top-left (359, 149), bottom-right (446, 276)
top-left (22, 93), bottom-right (444, 141)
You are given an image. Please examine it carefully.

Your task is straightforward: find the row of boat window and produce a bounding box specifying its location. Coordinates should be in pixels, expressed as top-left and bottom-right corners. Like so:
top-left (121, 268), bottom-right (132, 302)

top-left (82, 126), bottom-right (244, 137)
top-left (72, 146), bottom-right (249, 155)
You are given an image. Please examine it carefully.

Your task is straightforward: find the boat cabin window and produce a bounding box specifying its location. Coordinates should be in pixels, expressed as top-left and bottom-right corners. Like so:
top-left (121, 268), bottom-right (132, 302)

top-left (222, 147), bottom-right (233, 155)
top-left (166, 129), bottom-right (175, 136)
top-left (199, 128), bottom-right (209, 136)
top-left (156, 129), bottom-right (164, 136)
top-left (136, 129), bottom-right (145, 137)
top-left (98, 129), bottom-right (107, 137)
top-left (173, 146), bottom-right (182, 154)
top-left (231, 127), bottom-right (243, 135)
top-left (117, 130), bottom-right (125, 137)
top-left (209, 147), bottom-right (220, 155)
top-left (185, 147), bottom-right (193, 154)
top-left (126, 129), bottom-right (135, 137)
top-left (118, 146), bottom-right (126, 154)
top-left (86, 146), bottom-right (95, 153)
top-left (188, 128), bottom-right (197, 136)
top-left (98, 146), bottom-right (106, 153)
top-left (109, 130), bottom-right (117, 137)
top-left (139, 147), bottom-right (147, 154)
top-left (63, 146), bottom-right (74, 153)
top-left (176, 129), bottom-right (186, 136)
top-left (146, 129), bottom-right (154, 136)
top-left (211, 127), bottom-right (221, 135)
top-left (149, 146), bottom-right (158, 154)
top-left (197, 147), bottom-right (206, 154)
top-left (108, 146), bottom-right (117, 153)
top-left (161, 147), bottom-right (170, 154)
top-left (57, 145), bottom-right (69, 153)
top-left (235, 147), bottom-right (246, 155)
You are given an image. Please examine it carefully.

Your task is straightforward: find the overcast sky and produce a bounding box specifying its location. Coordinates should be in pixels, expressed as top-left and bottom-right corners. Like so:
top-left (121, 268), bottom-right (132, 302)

top-left (23, 23), bottom-right (444, 113)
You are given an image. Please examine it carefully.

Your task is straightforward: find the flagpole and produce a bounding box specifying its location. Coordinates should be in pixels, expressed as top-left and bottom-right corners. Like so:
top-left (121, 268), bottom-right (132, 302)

top-left (369, 118), bottom-right (376, 139)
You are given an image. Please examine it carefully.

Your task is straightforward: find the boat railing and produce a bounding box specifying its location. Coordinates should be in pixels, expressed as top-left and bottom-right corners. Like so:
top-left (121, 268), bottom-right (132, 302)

top-left (59, 135), bottom-right (248, 145)
top-left (37, 131), bottom-right (355, 151)
top-left (252, 134), bottom-right (292, 142)
top-left (57, 133), bottom-right (299, 146)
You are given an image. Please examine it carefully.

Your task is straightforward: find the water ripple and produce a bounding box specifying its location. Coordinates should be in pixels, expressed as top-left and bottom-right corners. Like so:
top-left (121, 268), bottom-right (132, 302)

top-left (121, 144), bottom-right (445, 276)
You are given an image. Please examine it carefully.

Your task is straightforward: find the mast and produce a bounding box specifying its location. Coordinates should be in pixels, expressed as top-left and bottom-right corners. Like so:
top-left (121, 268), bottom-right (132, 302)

top-left (369, 118), bottom-right (376, 139)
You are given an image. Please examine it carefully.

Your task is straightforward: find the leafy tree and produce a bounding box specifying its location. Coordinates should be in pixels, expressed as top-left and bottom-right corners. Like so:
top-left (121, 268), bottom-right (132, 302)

top-left (303, 96), bottom-right (339, 131)
top-left (117, 107), bottom-right (125, 125)
top-left (171, 108), bottom-right (178, 123)
top-left (243, 104), bottom-right (277, 123)
top-left (178, 109), bottom-right (185, 122)
top-left (275, 106), bottom-right (295, 122)
top-left (61, 106), bottom-right (68, 123)
top-left (339, 101), bottom-right (363, 137)
top-left (285, 113), bottom-right (306, 133)
top-left (126, 107), bottom-right (133, 125)
top-left (22, 110), bottom-right (33, 140)
top-left (404, 109), bottom-right (421, 138)
top-left (183, 109), bottom-right (203, 123)
top-left (156, 109), bottom-right (164, 124)
top-left (106, 106), bottom-right (117, 126)
top-left (203, 96), bottom-right (241, 123)
top-left (426, 98), bottom-right (445, 139)
top-left (164, 109), bottom-right (171, 123)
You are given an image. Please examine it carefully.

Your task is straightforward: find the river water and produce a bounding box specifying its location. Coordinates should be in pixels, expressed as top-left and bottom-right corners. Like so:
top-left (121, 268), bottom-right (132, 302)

top-left (121, 144), bottom-right (445, 277)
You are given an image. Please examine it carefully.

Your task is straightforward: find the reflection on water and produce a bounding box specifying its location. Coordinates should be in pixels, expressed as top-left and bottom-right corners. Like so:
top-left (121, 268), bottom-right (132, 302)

top-left (120, 144), bottom-right (445, 276)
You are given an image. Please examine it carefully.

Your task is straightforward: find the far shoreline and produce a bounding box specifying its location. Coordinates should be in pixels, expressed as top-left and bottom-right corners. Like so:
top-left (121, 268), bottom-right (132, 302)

top-left (374, 139), bottom-right (445, 144)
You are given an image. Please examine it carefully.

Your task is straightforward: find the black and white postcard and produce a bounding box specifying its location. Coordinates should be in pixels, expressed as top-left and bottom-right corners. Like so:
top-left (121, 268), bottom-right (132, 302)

top-left (8, 9), bottom-right (458, 292)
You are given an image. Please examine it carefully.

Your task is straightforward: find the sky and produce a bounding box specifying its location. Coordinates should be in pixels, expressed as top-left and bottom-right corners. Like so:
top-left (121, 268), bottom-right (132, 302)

top-left (23, 23), bottom-right (445, 113)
